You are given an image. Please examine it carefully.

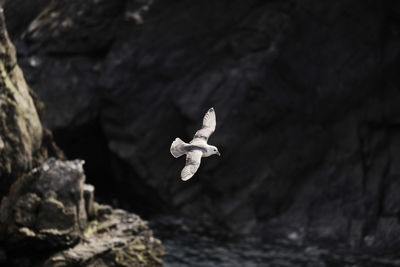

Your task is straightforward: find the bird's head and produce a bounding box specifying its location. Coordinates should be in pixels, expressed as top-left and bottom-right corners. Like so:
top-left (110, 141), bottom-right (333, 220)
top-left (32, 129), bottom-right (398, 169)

top-left (210, 146), bottom-right (221, 156)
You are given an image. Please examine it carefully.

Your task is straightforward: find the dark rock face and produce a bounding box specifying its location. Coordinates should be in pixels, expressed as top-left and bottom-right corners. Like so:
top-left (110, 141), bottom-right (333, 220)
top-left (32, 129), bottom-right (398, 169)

top-left (5, 0), bottom-right (400, 249)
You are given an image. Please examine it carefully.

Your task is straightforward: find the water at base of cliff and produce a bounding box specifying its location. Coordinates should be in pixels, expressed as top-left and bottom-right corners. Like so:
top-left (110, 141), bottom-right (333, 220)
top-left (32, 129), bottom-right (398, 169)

top-left (150, 216), bottom-right (400, 267)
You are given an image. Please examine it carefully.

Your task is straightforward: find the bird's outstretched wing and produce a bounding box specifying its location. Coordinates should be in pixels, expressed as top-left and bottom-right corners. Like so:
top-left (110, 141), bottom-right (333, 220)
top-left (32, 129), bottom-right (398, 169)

top-left (181, 150), bottom-right (203, 181)
top-left (193, 107), bottom-right (216, 142)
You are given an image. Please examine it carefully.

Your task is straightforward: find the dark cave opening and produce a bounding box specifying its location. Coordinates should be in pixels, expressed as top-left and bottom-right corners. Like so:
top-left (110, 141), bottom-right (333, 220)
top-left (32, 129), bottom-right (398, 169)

top-left (51, 119), bottom-right (166, 218)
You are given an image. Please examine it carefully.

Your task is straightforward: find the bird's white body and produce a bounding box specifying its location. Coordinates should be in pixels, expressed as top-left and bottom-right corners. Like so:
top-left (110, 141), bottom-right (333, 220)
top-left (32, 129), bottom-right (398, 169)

top-left (170, 107), bottom-right (220, 181)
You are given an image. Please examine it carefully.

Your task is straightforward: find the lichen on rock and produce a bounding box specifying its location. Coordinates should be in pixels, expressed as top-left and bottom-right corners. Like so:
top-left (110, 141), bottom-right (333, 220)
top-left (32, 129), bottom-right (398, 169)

top-left (0, 158), bottom-right (164, 266)
top-left (45, 210), bottom-right (164, 267)
top-left (0, 9), bottom-right (43, 198)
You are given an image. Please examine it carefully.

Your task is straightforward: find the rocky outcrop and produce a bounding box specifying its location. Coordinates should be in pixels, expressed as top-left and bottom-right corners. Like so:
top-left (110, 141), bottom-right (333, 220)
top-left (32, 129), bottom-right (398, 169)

top-left (5, 0), bottom-right (400, 250)
top-left (45, 208), bottom-right (164, 267)
top-left (0, 5), bottom-right (63, 199)
top-left (0, 8), bottom-right (43, 198)
top-left (0, 7), bottom-right (164, 266)
top-left (0, 158), bottom-right (164, 266)
top-left (0, 159), bottom-right (87, 251)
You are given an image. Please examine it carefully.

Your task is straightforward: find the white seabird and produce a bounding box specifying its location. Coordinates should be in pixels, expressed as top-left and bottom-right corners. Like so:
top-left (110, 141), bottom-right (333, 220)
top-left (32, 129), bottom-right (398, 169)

top-left (170, 107), bottom-right (220, 181)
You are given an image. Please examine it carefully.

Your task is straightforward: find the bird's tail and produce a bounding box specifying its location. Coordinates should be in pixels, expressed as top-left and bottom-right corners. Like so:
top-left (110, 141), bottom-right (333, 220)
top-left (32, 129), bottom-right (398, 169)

top-left (170, 137), bottom-right (187, 158)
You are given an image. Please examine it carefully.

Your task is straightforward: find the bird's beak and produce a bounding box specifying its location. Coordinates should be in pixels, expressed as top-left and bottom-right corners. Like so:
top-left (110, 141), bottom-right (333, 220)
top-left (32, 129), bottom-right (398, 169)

top-left (217, 152), bottom-right (221, 156)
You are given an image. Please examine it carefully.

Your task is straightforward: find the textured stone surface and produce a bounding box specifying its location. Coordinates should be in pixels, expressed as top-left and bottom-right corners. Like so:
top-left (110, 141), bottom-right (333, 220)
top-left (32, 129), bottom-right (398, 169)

top-left (0, 159), bottom-right (88, 250)
top-left (0, 9), bottom-right (43, 198)
top-left (0, 159), bottom-right (164, 266)
top-left (5, 0), bottom-right (400, 249)
top-left (45, 209), bottom-right (164, 267)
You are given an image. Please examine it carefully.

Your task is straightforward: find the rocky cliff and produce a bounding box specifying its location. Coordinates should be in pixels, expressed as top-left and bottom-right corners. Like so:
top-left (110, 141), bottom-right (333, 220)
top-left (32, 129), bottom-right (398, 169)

top-left (4, 0), bottom-right (400, 251)
top-left (0, 6), bottom-right (164, 266)
top-left (0, 8), bottom-right (43, 198)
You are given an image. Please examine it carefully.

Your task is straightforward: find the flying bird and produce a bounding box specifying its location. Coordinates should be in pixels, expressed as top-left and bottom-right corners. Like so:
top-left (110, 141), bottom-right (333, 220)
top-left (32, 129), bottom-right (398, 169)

top-left (170, 107), bottom-right (220, 181)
